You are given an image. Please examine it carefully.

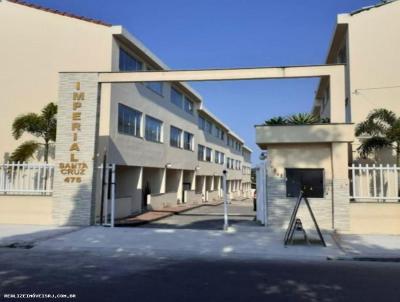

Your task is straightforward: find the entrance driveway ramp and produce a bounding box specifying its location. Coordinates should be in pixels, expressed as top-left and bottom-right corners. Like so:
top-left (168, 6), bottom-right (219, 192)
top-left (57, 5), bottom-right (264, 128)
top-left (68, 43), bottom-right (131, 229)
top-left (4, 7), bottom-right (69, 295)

top-left (34, 226), bottom-right (344, 261)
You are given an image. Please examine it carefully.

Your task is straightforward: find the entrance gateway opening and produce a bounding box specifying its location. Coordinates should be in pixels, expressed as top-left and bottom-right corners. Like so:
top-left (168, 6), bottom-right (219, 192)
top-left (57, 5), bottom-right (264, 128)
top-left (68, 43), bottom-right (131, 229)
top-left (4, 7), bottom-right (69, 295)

top-left (53, 64), bottom-right (347, 233)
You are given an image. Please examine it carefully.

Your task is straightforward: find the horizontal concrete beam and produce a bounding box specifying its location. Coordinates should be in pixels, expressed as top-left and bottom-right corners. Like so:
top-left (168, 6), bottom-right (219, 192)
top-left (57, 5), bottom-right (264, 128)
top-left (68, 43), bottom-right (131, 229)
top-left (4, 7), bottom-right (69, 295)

top-left (256, 123), bottom-right (355, 149)
top-left (98, 65), bottom-right (344, 83)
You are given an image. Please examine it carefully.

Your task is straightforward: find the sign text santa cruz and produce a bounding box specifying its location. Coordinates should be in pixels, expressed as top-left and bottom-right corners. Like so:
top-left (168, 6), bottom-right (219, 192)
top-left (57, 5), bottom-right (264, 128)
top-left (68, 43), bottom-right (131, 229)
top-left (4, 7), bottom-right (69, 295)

top-left (59, 82), bottom-right (88, 183)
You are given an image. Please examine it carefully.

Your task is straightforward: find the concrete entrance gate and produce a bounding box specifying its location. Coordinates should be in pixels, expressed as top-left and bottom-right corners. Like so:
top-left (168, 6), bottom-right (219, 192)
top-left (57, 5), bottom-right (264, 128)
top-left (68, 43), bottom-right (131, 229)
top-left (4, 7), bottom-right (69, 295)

top-left (53, 65), bottom-right (347, 226)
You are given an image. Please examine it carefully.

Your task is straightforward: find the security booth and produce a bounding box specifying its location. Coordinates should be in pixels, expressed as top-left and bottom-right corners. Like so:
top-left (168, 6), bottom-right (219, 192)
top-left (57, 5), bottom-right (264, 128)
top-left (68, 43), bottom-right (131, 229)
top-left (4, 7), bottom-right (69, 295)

top-left (255, 123), bottom-right (354, 232)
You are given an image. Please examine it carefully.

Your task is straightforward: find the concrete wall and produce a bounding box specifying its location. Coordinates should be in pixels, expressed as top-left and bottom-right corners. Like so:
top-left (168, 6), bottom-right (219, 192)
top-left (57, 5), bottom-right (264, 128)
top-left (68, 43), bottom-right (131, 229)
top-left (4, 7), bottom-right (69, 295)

top-left (0, 1), bottom-right (113, 161)
top-left (148, 192), bottom-right (178, 210)
top-left (114, 197), bottom-right (131, 219)
top-left (206, 190), bottom-right (220, 202)
top-left (268, 144), bottom-right (333, 179)
top-left (344, 2), bottom-right (400, 125)
top-left (195, 176), bottom-right (206, 195)
top-left (348, 0), bottom-right (400, 165)
top-left (142, 167), bottom-right (165, 195)
top-left (114, 165), bottom-right (142, 218)
top-left (0, 196), bottom-right (53, 225)
top-left (256, 124), bottom-right (354, 148)
top-left (267, 176), bottom-right (333, 231)
top-left (166, 169), bottom-right (183, 201)
top-left (349, 203), bottom-right (400, 234)
top-left (185, 190), bottom-right (203, 204)
top-left (183, 170), bottom-right (195, 190)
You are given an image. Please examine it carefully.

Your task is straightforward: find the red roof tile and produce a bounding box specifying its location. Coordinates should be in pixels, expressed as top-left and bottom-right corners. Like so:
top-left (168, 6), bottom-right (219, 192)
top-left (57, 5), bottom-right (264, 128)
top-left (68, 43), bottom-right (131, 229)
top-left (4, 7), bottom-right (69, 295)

top-left (7, 0), bottom-right (112, 27)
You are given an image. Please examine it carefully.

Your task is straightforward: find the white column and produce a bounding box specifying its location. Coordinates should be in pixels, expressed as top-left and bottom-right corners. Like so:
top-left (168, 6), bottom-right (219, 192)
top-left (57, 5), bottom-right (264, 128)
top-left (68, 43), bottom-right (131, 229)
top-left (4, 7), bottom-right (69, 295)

top-left (160, 168), bottom-right (166, 194)
top-left (177, 169), bottom-right (184, 203)
top-left (191, 171), bottom-right (196, 190)
top-left (137, 167), bottom-right (143, 190)
top-left (329, 69), bottom-right (346, 123)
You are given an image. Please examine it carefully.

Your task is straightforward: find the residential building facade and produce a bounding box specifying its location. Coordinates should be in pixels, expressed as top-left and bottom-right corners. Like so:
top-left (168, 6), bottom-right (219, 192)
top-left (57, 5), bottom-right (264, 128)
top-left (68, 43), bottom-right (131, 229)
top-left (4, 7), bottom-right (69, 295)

top-left (313, 0), bottom-right (400, 164)
top-left (0, 0), bottom-right (252, 225)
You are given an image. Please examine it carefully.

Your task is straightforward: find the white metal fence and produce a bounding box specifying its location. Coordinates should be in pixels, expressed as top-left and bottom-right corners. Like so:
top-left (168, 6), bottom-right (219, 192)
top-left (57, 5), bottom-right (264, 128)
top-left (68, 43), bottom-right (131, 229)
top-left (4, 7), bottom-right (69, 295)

top-left (0, 162), bottom-right (54, 195)
top-left (349, 164), bottom-right (400, 202)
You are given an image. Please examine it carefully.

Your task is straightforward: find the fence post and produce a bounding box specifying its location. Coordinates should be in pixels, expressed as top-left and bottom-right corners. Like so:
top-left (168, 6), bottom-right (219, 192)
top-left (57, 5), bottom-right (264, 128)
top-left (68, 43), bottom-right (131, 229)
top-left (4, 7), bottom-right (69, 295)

top-left (379, 164), bottom-right (384, 201)
top-left (395, 164), bottom-right (399, 199)
top-left (373, 164), bottom-right (377, 198)
top-left (366, 163), bottom-right (370, 198)
top-left (351, 164), bottom-right (355, 198)
top-left (1, 163), bottom-right (5, 193)
top-left (358, 163), bottom-right (363, 198)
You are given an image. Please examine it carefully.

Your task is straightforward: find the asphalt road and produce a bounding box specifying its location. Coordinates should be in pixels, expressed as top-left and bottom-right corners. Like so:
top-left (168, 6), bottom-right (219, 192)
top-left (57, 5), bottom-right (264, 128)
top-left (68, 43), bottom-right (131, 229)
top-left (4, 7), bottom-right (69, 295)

top-left (143, 199), bottom-right (258, 230)
top-left (0, 248), bottom-right (399, 302)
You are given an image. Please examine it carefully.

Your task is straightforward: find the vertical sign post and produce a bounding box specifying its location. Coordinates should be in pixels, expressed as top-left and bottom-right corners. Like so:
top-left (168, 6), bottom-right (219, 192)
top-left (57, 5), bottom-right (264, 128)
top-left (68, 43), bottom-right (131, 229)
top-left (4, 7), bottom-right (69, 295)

top-left (110, 164), bottom-right (116, 228)
top-left (222, 170), bottom-right (229, 230)
top-left (256, 154), bottom-right (268, 226)
top-left (53, 73), bottom-right (99, 226)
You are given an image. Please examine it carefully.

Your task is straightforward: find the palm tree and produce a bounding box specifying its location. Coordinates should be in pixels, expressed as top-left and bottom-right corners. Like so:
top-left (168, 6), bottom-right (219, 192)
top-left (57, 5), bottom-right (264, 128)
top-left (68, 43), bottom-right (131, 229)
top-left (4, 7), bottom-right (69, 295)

top-left (355, 108), bottom-right (400, 165)
top-left (265, 113), bottom-right (329, 126)
top-left (287, 113), bottom-right (319, 125)
top-left (265, 116), bottom-right (287, 125)
top-left (11, 102), bottom-right (57, 163)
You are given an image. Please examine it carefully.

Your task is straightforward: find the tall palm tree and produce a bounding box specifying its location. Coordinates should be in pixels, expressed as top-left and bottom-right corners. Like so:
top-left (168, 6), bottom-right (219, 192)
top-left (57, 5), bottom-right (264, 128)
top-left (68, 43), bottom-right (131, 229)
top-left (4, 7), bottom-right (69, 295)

top-left (355, 108), bottom-right (400, 165)
top-left (11, 102), bottom-right (57, 163)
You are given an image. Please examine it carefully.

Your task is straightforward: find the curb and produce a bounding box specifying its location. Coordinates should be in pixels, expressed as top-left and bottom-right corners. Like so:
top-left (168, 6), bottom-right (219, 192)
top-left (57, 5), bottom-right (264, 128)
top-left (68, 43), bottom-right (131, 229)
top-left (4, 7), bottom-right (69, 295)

top-left (327, 256), bottom-right (400, 263)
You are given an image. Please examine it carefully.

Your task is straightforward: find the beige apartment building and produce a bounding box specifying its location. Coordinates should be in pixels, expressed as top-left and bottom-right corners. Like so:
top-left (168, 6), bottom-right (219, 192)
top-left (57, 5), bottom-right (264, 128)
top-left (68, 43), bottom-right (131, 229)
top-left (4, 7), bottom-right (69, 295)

top-left (313, 0), bottom-right (400, 163)
top-left (256, 0), bottom-right (400, 234)
top-left (0, 0), bottom-right (252, 225)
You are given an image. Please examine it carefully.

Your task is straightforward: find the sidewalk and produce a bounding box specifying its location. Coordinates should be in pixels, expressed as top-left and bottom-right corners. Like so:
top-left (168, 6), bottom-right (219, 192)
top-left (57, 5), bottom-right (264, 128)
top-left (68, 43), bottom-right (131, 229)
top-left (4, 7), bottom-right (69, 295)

top-left (32, 225), bottom-right (345, 261)
top-left (0, 224), bottom-right (80, 247)
top-left (335, 233), bottom-right (400, 259)
top-left (1, 224), bottom-right (399, 262)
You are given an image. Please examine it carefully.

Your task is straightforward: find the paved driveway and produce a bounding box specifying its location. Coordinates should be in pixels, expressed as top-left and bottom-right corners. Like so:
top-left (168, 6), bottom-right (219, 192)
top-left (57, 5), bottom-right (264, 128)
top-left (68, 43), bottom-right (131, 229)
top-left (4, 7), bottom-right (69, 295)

top-left (143, 199), bottom-right (257, 230)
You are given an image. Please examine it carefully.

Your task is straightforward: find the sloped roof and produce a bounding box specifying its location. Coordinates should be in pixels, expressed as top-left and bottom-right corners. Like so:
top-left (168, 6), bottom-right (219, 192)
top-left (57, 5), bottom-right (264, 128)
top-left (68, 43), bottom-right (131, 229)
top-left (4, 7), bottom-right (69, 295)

top-left (350, 0), bottom-right (398, 15)
top-left (7, 0), bottom-right (112, 26)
